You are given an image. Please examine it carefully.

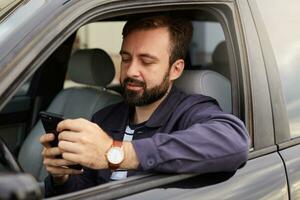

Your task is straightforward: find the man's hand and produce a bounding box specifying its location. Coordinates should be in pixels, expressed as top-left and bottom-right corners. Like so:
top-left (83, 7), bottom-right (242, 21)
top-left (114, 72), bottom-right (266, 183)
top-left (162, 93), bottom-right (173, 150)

top-left (57, 118), bottom-right (113, 169)
top-left (40, 133), bottom-right (83, 185)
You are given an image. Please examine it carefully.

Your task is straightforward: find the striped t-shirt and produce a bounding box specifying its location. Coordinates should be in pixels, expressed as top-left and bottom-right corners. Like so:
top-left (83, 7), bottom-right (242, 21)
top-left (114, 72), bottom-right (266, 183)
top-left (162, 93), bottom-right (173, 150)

top-left (110, 122), bottom-right (146, 181)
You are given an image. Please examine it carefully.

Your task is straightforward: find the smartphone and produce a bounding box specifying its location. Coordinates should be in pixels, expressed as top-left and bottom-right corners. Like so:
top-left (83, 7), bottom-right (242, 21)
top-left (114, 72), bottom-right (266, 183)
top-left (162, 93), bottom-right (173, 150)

top-left (39, 111), bottom-right (64, 147)
top-left (39, 111), bottom-right (82, 170)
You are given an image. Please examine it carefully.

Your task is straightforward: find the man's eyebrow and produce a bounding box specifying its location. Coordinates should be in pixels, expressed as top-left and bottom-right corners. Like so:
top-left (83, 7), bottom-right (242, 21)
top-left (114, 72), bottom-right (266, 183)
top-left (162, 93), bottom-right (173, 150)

top-left (119, 50), bottom-right (130, 55)
top-left (119, 51), bottom-right (159, 61)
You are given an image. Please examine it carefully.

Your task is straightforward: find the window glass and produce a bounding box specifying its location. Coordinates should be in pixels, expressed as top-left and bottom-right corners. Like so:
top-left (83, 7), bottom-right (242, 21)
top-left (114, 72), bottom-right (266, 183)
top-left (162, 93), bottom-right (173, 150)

top-left (256, 0), bottom-right (300, 138)
top-left (64, 22), bottom-right (125, 88)
top-left (190, 21), bottom-right (225, 67)
top-left (66, 21), bottom-right (228, 88)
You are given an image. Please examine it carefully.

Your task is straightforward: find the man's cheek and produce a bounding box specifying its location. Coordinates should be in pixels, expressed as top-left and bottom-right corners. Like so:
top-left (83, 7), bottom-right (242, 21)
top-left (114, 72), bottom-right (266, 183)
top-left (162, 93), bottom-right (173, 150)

top-left (119, 76), bottom-right (126, 86)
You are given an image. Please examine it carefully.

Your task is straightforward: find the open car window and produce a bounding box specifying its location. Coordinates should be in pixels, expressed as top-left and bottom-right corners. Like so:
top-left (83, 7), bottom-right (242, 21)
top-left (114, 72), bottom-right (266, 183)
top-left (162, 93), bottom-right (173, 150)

top-left (0, 2), bottom-right (252, 199)
top-left (64, 22), bottom-right (125, 89)
top-left (45, 9), bottom-right (243, 198)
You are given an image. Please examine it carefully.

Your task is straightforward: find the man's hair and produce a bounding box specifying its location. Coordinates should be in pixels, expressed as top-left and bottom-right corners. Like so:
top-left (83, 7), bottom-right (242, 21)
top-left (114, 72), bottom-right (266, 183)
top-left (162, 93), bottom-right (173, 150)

top-left (122, 15), bottom-right (193, 65)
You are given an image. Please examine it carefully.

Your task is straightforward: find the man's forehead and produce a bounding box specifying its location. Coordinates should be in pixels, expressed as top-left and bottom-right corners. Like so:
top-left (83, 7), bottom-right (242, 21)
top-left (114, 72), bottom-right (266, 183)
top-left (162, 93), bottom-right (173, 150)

top-left (120, 27), bottom-right (170, 56)
top-left (125, 26), bottom-right (169, 37)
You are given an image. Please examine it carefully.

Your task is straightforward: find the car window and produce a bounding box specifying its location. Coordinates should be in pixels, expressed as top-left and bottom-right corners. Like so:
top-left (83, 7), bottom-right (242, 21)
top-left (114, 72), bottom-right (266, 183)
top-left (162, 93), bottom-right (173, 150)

top-left (34, 8), bottom-right (245, 198)
top-left (64, 21), bottom-right (125, 88)
top-left (256, 0), bottom-right (300, 138)
top-left (66, 20), bottom-right (228, 85)
top-left (64, 19), bottom-right (233, 116)
top-left (190, 21), bottom-right (225, 67)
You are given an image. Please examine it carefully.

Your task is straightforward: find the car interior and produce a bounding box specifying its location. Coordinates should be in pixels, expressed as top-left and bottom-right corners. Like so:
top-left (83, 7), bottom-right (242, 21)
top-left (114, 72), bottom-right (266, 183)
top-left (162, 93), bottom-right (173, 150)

top-left (0, 9), bottom-right (238, 196)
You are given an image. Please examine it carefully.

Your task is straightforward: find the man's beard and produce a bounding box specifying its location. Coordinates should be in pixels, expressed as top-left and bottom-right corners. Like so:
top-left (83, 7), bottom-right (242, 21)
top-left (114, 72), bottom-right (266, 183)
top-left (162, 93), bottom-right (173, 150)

top-left (121, 72), bottom-right (170, 106)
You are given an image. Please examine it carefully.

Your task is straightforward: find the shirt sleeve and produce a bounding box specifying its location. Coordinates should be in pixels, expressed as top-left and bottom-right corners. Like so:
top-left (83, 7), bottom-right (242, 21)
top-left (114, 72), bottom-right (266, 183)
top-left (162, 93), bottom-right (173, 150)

top-left (132, 101), bottom-right (249, 173)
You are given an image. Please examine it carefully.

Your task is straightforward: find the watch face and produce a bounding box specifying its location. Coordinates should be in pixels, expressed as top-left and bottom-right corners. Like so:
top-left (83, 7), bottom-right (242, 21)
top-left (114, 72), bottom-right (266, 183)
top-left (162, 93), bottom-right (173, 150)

top-left (107, 147), bottom-right (124, 164)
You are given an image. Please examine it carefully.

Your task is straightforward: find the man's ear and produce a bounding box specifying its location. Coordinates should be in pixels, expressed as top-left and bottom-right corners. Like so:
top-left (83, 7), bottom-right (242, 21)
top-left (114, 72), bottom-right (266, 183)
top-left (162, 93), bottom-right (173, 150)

top-left (169, 59), bottom-right (185, 81)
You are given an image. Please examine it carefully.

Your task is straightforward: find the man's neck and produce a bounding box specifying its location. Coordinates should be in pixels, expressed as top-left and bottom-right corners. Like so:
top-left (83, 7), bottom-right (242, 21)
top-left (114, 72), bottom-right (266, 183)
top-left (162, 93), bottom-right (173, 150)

top-left (133, 87), bottom-right (171, 124)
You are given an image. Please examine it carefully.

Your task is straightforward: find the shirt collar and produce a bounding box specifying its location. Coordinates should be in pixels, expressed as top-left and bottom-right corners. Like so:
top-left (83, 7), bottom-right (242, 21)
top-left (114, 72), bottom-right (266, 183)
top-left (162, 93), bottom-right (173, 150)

top-left (105, 86), bottom-right (186, 132)
top-left (145, 86), bottom-right (186, 128)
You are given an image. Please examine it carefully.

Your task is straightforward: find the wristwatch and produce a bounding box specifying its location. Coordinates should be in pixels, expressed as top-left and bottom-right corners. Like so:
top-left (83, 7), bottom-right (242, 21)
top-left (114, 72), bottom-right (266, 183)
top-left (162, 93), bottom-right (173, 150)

top-left (106, 140), bottom-right (124, 170)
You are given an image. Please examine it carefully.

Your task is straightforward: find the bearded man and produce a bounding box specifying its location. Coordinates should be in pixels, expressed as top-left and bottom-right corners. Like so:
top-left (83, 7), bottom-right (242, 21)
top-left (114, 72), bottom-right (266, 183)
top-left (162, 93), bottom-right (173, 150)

top-left (40, 15), bottom-right (249, 197)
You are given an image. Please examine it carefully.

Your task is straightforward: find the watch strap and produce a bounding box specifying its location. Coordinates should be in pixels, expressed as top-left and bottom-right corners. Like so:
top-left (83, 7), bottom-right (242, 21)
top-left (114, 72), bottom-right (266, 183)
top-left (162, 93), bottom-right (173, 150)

top-left (113, 140), bottom-right (123, 148)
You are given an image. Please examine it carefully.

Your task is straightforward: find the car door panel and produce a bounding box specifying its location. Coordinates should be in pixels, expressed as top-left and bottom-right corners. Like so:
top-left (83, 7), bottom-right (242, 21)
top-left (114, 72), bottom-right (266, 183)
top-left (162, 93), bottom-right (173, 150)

top-left (280, 144), bottom-right (300, 200)
top-left (118, 153), bottom-right (288, 200)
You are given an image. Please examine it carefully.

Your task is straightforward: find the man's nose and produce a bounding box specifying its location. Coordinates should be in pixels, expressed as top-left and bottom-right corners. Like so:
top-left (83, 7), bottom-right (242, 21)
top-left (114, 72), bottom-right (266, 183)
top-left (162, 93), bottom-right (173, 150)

top-left (126, 59), bottom-right (140, 78)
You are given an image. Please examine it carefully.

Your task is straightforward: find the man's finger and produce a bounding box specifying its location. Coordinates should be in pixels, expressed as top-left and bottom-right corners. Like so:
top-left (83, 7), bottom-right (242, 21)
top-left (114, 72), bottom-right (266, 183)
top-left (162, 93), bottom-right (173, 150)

top-left (58, 140), bottom-right (82, 154)
top-left (57, 118), bottom-right (88, 132)
top-left (62, 152), bottom-right (83, 165)
top-left (40, 133), bottom-right (55, 148)
top-left (46, 166), bottom-right (83, 176)
top-left (58, 131), bottom-right (82, 143)
top-left (43, 158), bottom-right (77, 167)
top-left (43, 147), bottom-right (62, 157)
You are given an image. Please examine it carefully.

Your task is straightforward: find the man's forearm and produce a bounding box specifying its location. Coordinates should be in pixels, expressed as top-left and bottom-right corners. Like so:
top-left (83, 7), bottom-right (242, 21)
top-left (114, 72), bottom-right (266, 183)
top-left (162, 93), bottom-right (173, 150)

top-left (120, 142), bottom-right (140, 169)
top-left (131, 117), bottom-right (249, 173)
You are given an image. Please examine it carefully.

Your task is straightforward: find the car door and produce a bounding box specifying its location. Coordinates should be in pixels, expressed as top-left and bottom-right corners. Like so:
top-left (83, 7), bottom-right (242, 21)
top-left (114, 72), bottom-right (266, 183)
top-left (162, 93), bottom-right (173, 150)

top-left (43, 1), bottom-right (288, 199)
top-left (0, 0), bottom-right (289, 199)
top-left (249, 1), bottom-right (300, 200)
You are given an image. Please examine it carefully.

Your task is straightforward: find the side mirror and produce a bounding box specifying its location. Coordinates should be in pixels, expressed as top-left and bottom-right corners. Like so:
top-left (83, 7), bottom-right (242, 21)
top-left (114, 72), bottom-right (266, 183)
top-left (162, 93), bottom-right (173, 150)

top-left (0, 137), bottom-right (42, 199)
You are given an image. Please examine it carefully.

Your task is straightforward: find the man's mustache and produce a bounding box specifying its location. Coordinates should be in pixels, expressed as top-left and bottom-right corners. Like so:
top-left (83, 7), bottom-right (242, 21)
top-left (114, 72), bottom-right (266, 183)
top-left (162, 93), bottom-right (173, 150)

top-left (123, 77), bottom-right (145, 87)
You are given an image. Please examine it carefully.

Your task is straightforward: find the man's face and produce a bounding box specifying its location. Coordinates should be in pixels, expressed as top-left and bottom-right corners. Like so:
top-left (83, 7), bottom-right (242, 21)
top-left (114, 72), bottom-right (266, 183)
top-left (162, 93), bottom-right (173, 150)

top-left (120, 27), bottom-right (172, 106)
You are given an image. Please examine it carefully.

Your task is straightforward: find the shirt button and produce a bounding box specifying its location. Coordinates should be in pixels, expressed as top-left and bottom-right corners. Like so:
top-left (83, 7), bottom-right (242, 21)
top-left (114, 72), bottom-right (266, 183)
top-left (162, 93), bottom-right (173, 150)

top-left (147, 158), bottom-right (155, 167)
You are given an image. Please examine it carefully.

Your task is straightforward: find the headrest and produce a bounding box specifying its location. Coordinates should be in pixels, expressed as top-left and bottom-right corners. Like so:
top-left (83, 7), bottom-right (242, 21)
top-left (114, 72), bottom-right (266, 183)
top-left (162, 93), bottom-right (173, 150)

top-left (211, 41), bottom-right (230, 79)
top-left (212, 41), bottom-right (228, 65)
top-left (174, 70), bottom-right (232, 113)
top-left (68, 49), bottom-right (115, 86)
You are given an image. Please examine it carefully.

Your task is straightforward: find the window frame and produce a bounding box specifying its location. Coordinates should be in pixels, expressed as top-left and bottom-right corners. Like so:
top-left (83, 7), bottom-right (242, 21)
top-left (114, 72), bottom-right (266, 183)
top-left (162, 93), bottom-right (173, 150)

top-left (247, 0), bottom-right (293, 149)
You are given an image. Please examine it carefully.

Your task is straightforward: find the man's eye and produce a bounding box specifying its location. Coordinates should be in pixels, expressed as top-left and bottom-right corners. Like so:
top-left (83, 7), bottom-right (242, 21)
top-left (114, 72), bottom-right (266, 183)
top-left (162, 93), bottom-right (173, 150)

top-left (142, 59), bottom-right (154, 65)
top-left (121, 58), bottom-right (131, 63)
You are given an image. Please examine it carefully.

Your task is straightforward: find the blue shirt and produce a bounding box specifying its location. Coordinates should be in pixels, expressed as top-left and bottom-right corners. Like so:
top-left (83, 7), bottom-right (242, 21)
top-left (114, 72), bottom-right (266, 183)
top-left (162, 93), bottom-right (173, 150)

top-left (45, 86), bottom-right (249, 196)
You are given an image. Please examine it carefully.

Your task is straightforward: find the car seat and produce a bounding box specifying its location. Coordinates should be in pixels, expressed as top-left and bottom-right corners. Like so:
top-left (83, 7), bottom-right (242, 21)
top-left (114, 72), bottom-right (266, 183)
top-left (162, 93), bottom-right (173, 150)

top-left (17, 49), bottom-right (123, 181)
top-left (210, 41), bottom-right (230, 79)
top-left (175, 70), bottom-right (232, 113)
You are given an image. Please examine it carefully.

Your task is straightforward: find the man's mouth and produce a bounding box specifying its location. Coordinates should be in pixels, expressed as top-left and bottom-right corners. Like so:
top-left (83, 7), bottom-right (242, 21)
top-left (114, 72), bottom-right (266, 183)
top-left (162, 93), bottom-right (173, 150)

top-left (126, 83), bottom-right (144, 91)
top-left (123, 78), bottom-right (145, 92)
